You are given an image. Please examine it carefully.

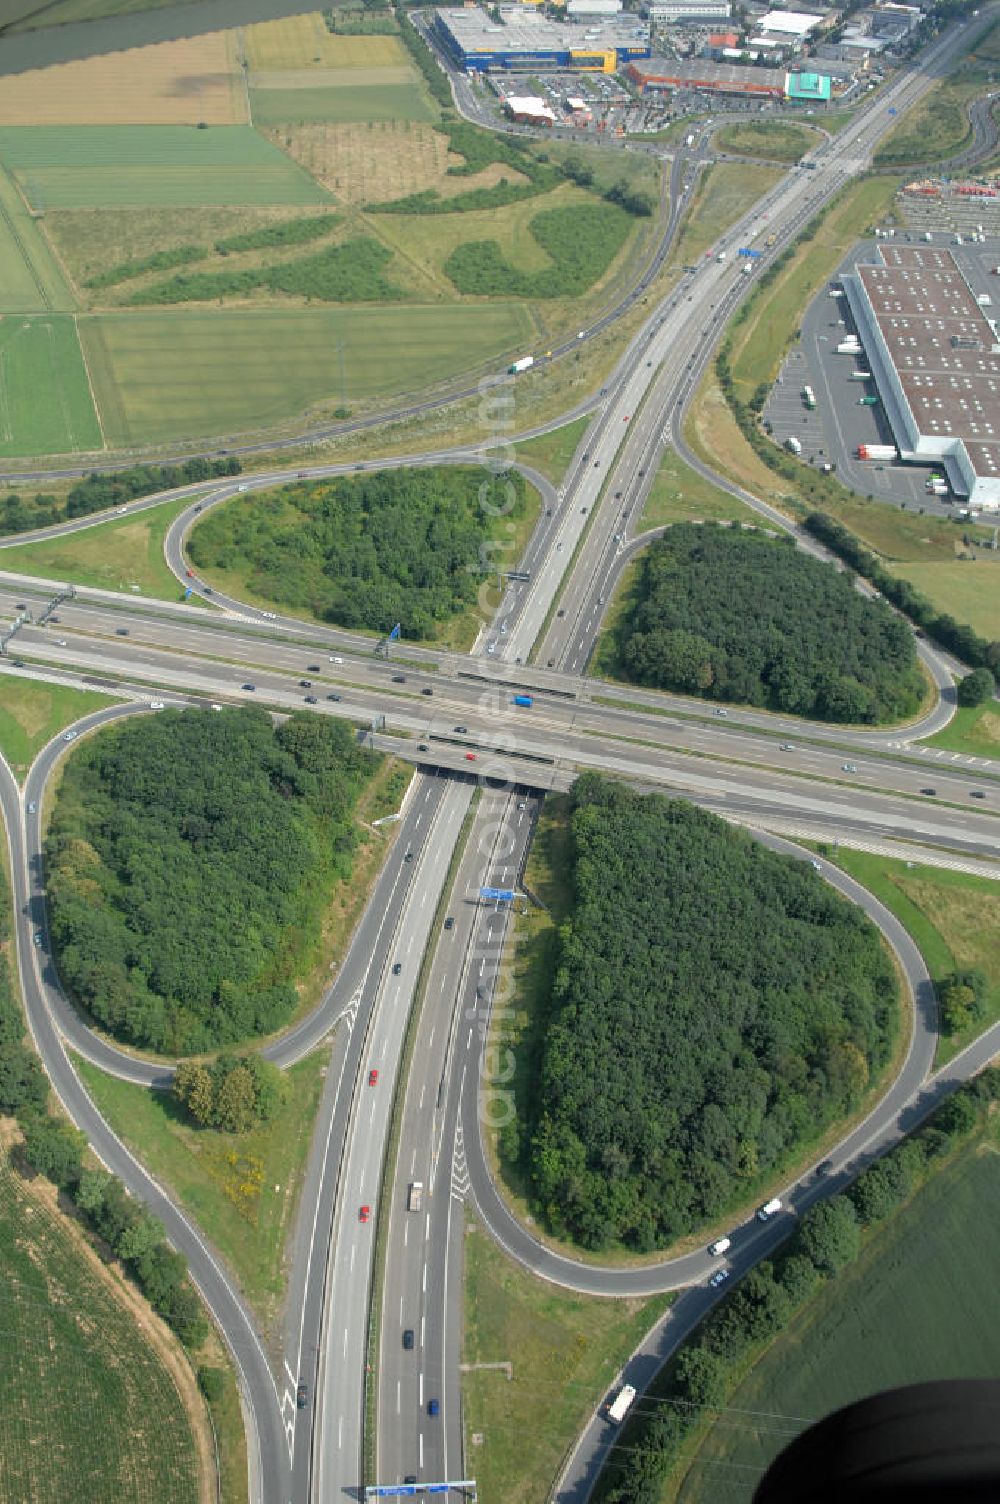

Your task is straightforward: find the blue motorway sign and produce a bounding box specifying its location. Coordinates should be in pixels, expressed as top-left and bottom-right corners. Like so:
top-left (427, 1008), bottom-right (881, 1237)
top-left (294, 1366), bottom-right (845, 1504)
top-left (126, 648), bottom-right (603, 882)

top-left (366, 1482), bottom-right (476, 1497)
top-left (738, 248), bottom-right (762, 259)
top-left (480, 886), bottom-right (515, 902)
top-left (389, 622), bottom-right (401, 641)
top-left (888, 106), bottom-right (897, 115)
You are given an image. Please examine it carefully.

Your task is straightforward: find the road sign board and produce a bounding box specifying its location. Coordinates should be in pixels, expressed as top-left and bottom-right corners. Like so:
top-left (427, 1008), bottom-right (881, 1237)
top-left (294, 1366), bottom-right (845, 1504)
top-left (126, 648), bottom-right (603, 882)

top-left (480, 887), bottom-right (515, 902)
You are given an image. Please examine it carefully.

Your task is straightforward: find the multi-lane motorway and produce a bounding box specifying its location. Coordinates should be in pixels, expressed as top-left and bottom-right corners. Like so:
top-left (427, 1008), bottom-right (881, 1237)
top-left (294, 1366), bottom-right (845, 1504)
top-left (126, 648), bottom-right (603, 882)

top-left (2, 12), bottom-right (999, 1504)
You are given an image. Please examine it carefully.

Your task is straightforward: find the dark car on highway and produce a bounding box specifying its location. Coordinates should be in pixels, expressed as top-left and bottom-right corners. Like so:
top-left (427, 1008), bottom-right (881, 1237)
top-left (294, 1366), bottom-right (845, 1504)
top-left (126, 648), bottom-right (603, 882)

top-left (403, 1329), bottom-right (414, 1350)
top-left (304, 695), bottom-right (318, 704)
top-left (296, 1382), bottom-right (308, 1409)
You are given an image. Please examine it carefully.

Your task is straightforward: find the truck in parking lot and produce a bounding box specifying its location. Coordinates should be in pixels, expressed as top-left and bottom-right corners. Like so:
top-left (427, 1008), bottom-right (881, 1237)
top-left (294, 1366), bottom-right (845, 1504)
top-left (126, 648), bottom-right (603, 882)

top-left (786, 435), bottom-right (802, 455)
top-left (857, 443), bottom-right (896, 460)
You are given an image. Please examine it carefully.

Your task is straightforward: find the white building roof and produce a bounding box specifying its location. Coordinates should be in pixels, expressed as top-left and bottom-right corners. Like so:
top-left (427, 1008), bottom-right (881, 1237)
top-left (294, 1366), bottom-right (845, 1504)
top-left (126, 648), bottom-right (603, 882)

top-left (756, 9), bottom-right (821, 34)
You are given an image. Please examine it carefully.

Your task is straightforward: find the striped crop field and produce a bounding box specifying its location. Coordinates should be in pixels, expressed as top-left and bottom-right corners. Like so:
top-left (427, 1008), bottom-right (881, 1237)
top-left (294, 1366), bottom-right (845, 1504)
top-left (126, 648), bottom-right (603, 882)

top-left (0, 316), bottom-right (103, 457)
top-left (0, 1154), bottom-right (207, 1504)
top-left (79, 303), bottom-right (535, 445)
top-left (0, 126), bottom-right (329, 208)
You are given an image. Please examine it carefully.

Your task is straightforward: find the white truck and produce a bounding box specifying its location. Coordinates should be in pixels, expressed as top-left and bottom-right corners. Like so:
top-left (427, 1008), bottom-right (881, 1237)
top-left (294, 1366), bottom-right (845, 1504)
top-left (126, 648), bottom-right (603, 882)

top-left (607, 1384), bottom-right (637, 1424)
top-left (786, 435), bottom-right (802, 455)
top-left (407, 1181), bottom-right (423, 1213)
top-left (508, 356), bottom-right (534, 375)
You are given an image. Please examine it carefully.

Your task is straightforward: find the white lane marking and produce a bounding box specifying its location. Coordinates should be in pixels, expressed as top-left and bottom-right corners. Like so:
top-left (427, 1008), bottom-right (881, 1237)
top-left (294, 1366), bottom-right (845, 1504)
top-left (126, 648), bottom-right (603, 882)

top-left (381, 1036), bottom-right (388, 1059)
top-left (343, 1326), bottom-right (348, 1356)
top-left (419, 1371), bottom-right (424, 1406)
top-left (422, 1261), bottom-right (428, 1294)
top-left (338, 1415), bottom-right (343, 1451)
top-left (350, 1244), bottom-right (355, 1272)
top-left (419, 1084), bottom-right (425, 1111)
top-left (419, 1433), bottom-right (424, 1468)
top-left (397, 1380), bottom-right (401, 1415)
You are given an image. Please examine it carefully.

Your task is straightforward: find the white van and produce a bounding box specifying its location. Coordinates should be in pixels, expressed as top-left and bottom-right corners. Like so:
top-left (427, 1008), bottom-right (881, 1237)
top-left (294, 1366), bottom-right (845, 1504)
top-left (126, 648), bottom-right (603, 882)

top-left (757, 1198), bottom-right (782, 1222)
top-left (708, 1237), bottom-right (731, 1256)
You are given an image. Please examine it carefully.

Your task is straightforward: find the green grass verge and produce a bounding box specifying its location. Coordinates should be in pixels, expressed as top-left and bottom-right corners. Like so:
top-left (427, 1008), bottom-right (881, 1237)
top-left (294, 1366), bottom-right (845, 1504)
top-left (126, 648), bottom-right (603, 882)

top-left (0, 315), bottom-right (103, 457)
top-left (714, 119), bottom-right (824, 163)
top-left (726, 175), bottom-right (901, 407)
top-left (671, 161), bottom-right (784, 269)
top-left (922, 701), bottom-right (1000, 758)
top-left (675, 1126), bottom-right (1000, 1504)
top-left (250, 82), bottom-right (434, 126)
top-left (75, 1047), bottom-right (329, 1334)
top-left (513, 415), bottom-right (590, 484)
top-left (0, 1152), bottom-right (204, 1503)
top-left (0, 678), bottom-right (117, 780)
top-left (463, 1209), bottom-right (673, 1504)
top-left (6, 0), bottom-right (185, 27)
top-left (874, 21), bottom-right (1000, 165)
top-left (0, 126), bottom-right (329, 209)
top-left (640, 450), bottom-right (759, 529)
top-left (79, 303), bottom-right (535, 446)
top-left (0, 493), bottom-right (196, 598)
top-left (823, 850), bottom-right (1000, 1067)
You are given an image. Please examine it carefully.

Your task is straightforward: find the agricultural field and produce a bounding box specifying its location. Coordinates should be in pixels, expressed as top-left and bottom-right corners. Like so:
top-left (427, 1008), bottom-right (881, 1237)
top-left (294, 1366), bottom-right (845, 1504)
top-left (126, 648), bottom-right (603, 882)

top-left (676, 1134), bottom-right (1000, 1503)
top-left (243, 14), bottom-right (402, 71)
top-left (0, 126), bottom-right (328, 209)
top-left (270, 120), bottom-right (528, 204)
top-left (78, 303), bottom-right (534, 444)
top-left (3, 0), bottom-right (183, 28)
top-left (246, 12), bottom-right (433, 125)
top-left (250, 83), bottom-right (434, 127)
top-left (714, 119), bottom-right (825, 163)
top-left (0, 168), bottom-right (76, 312)
top-left (0, 1152), bottom-right (209, 1504)
top-left (889, 558), bottom-right (1000, 640)
top-left (0, 316), bottom-right (103, 457)
top-left (0, 32), bottom-right (247, 126)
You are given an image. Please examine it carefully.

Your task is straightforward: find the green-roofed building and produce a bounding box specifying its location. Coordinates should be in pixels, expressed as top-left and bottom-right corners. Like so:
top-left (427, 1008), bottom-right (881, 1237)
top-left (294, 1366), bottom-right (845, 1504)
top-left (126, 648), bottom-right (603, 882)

top-left (785, 70), bottom-right (832, 102)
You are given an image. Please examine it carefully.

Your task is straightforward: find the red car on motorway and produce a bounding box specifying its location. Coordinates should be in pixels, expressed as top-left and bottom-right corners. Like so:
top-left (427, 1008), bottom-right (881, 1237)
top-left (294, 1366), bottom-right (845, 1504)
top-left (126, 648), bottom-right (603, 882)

top-left (368, 1069), bottom-right (378, 1087)
top-left (359, 1205), bottom-right (371, 1223)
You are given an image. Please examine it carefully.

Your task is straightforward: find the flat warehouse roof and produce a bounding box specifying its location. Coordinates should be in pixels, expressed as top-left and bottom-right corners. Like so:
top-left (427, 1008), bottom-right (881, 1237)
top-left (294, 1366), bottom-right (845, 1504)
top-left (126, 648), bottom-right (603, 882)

top-left (435, 7), bottom-right (648, 53)
top-left (850, 245), bottom-right (1000, 493)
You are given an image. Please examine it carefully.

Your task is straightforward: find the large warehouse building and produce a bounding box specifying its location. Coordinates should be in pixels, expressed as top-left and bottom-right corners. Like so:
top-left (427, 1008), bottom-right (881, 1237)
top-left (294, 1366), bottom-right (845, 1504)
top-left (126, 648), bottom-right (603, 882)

top-left (627, 56), bottom-right (831, 99)
top-left (432, 7), bottom-right (651, 71)
top-left (842, 245), bottom-right (1000, 509)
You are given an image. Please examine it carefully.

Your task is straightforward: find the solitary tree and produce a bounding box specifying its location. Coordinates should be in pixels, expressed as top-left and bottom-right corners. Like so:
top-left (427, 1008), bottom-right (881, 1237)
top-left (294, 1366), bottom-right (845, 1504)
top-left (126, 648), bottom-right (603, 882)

top-left (957, 667), bottom-right (995, 706)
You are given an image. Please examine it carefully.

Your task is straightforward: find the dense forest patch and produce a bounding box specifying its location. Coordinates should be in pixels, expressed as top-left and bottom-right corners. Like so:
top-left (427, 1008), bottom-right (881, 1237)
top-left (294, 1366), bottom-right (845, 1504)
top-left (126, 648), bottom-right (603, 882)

top-left (188, 465), bottom-right (530, 639)
top-left (614, 524), bottom-right (925, 723)
top-left (523, 777), bottom-right (898, 1250)
top-left (46, 707), bottom-right (376, 1055)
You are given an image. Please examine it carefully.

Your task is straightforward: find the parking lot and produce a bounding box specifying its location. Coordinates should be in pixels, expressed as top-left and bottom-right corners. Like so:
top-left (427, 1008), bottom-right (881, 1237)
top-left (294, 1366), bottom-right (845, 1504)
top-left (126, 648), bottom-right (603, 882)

top-left (764, 229), bottom-right (1000, 516)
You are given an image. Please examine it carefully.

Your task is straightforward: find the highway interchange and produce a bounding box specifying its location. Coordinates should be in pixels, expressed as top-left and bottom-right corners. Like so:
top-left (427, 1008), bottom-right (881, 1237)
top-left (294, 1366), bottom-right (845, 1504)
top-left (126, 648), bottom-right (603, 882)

top-left (2, 9), bottom-right (1000, 1503)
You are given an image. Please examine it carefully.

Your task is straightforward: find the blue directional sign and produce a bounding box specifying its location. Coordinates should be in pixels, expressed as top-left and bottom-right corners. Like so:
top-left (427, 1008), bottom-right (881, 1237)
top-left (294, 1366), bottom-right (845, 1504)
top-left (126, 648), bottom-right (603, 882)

top-left (888, 106), bottom-right (897, 115)
top-left (389, 622), bottom-right (401, 641)
top-left (738, 247), bottom-right (762, 259)
top-left (184, 587), bottom-right (193, 599)
top-left (366, 1482), bottom-right (476, 1498)
top-left (480, 886), bottom-right (515, 902)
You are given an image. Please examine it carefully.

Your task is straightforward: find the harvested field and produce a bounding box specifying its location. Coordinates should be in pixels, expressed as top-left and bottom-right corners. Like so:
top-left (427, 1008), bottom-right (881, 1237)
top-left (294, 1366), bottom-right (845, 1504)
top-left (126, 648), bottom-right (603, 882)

top-left (268, 121), bottom-right (524, 204)
top-left (0, 32), bottom-right (247, 126)
top-left (243, 13), bottom-right (404, 70)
